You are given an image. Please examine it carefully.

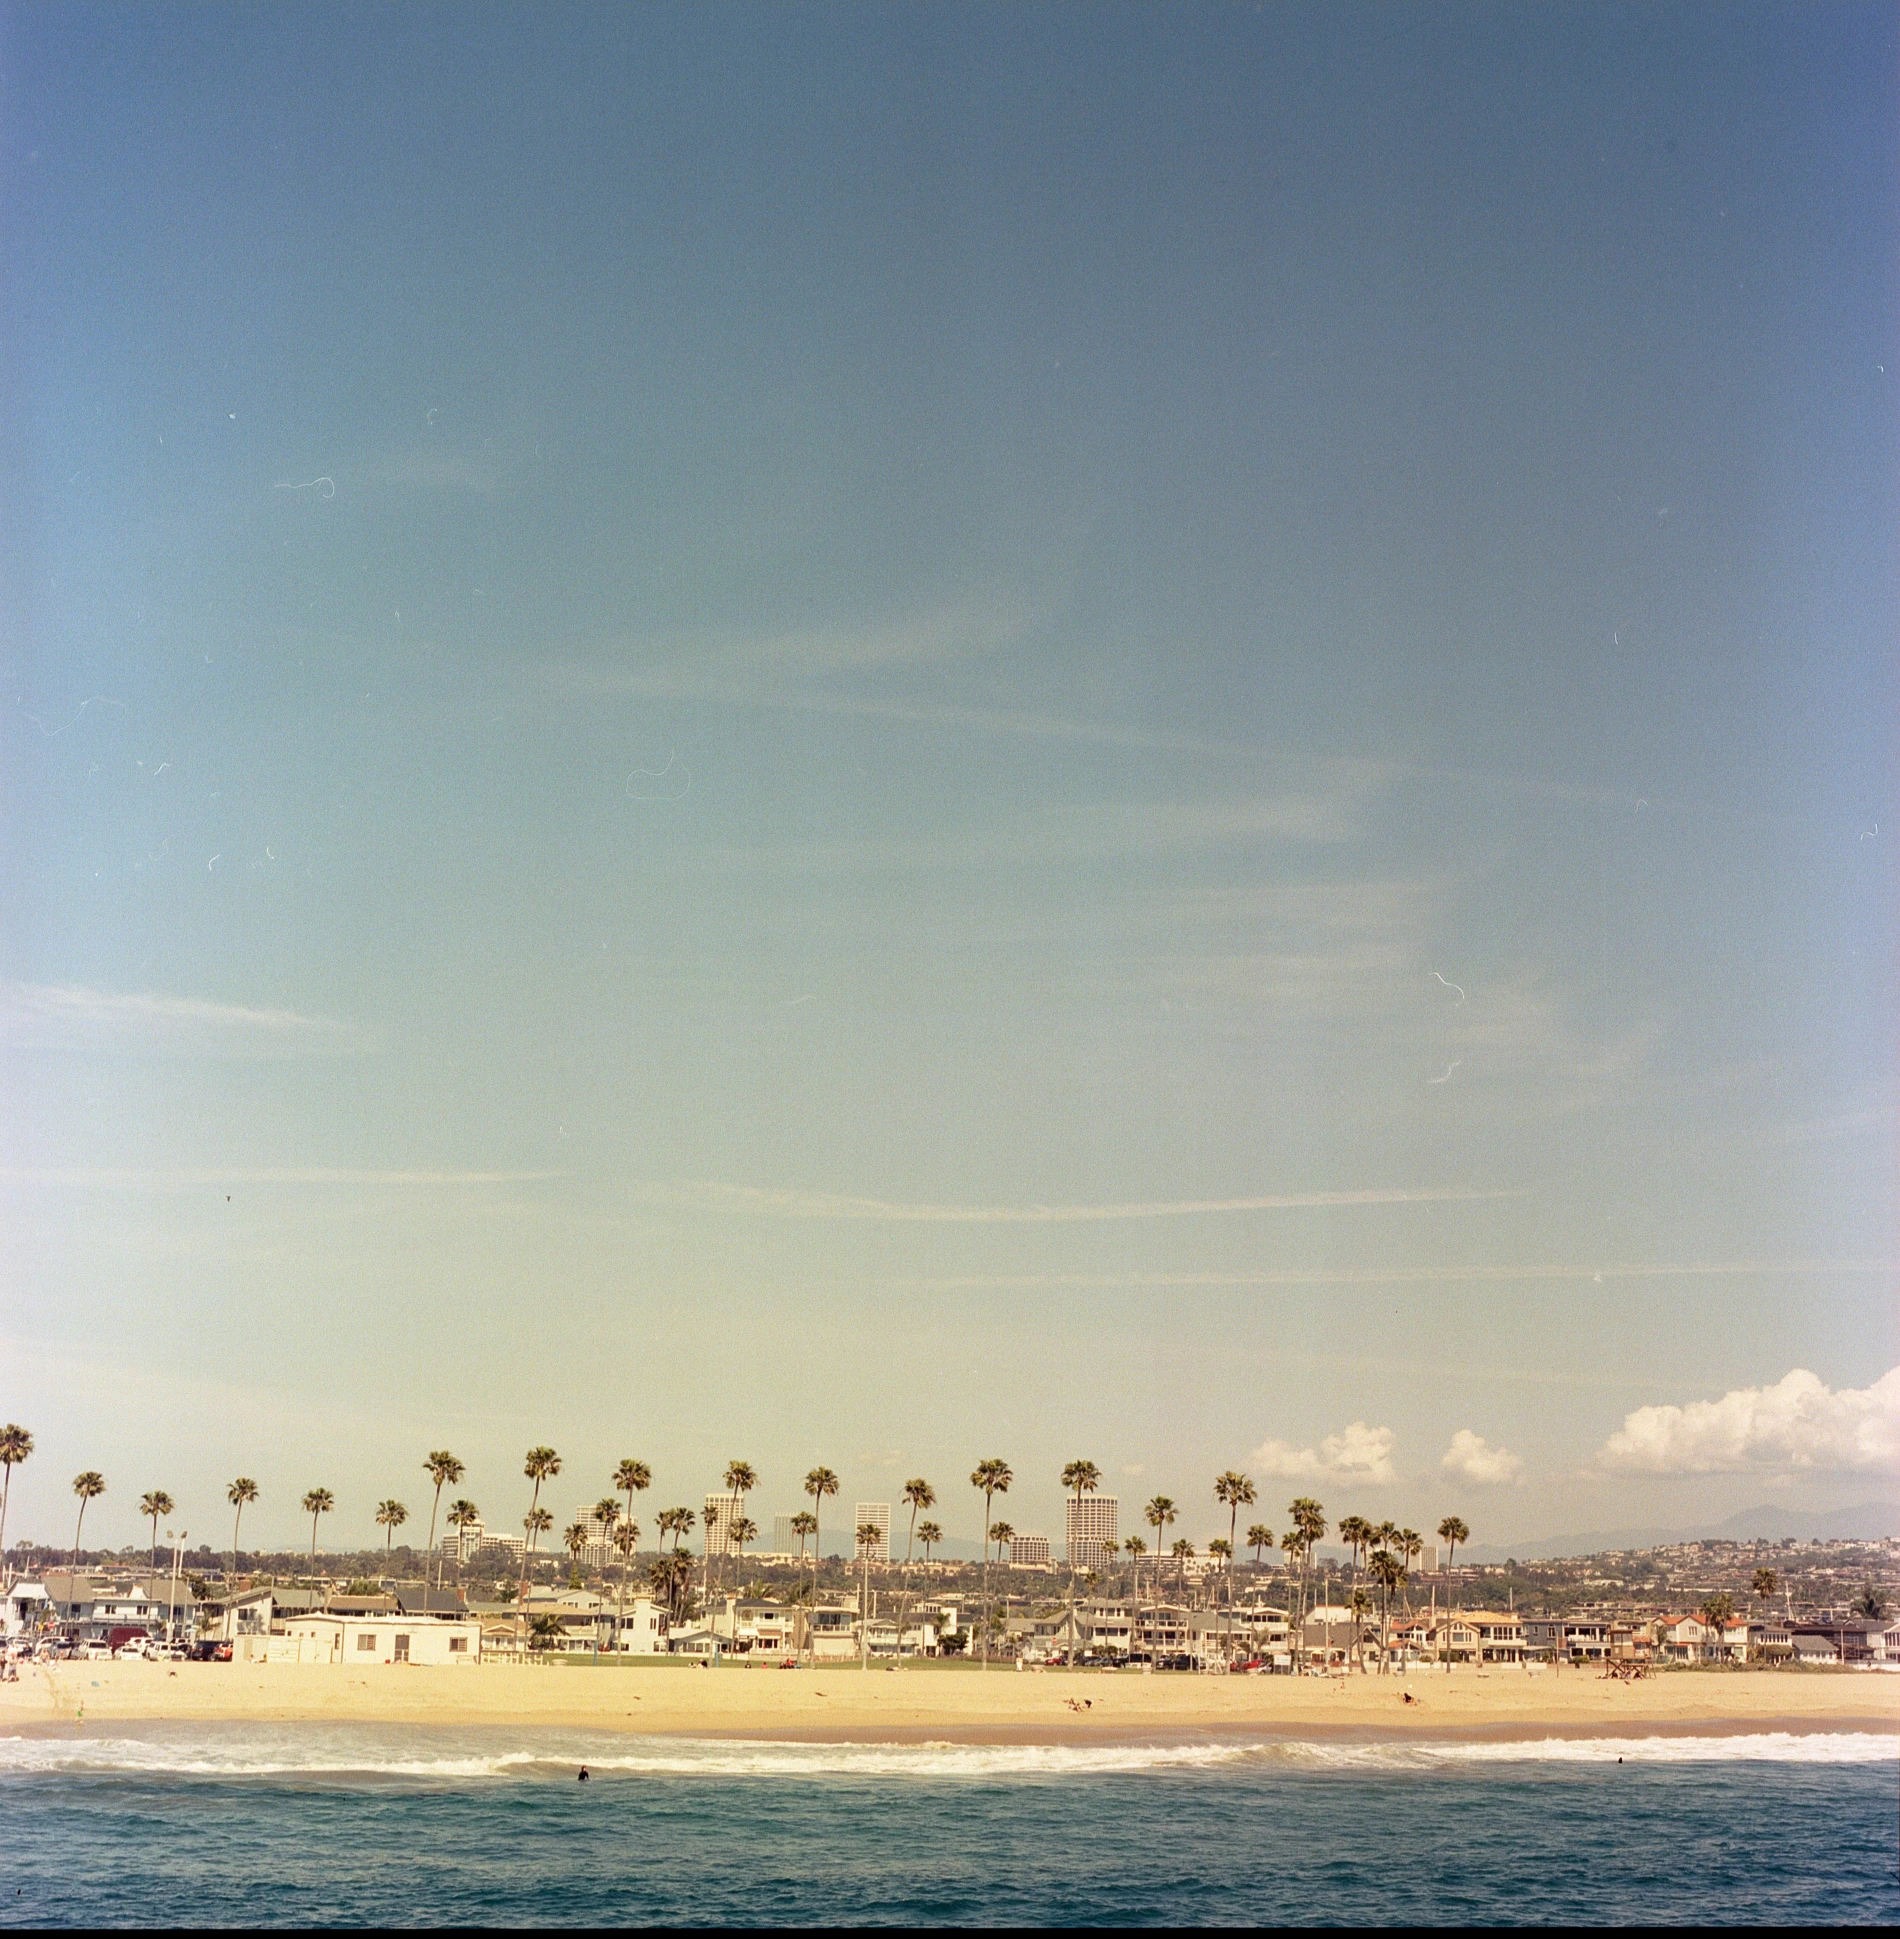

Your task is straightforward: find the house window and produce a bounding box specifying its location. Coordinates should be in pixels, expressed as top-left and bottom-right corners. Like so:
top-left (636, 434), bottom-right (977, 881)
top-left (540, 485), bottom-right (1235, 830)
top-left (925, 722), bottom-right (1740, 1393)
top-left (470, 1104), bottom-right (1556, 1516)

top-left (448, 1635), bottom-right (468, 1653)
top-left (357, 1633), bottom-right (377, 1651)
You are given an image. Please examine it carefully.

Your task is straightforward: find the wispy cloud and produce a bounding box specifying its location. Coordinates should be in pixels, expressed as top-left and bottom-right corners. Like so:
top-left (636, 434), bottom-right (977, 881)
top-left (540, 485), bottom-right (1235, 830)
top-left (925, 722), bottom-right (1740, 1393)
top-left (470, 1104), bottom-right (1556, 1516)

top-left (0, 983), bottom-right (359, 1058)
top-left (701, 597), bottom-right (1035, 676)
top-left (635, 1181), bottom-right (1507, 1223)
top-left (680, 793), bottom-right (1369, 878)
top-left (556, 657), bottom-right (1228, 754)
top-left (1, 1168), bottom-right (557, 1189)
top-left (1594, 1366), bottom-right (1900, 1475)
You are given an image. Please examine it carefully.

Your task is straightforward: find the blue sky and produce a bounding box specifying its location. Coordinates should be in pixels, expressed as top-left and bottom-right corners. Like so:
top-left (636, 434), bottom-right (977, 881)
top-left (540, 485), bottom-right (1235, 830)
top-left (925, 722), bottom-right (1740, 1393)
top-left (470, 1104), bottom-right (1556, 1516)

top-left (2, 2), bottom-right (1894, 1557)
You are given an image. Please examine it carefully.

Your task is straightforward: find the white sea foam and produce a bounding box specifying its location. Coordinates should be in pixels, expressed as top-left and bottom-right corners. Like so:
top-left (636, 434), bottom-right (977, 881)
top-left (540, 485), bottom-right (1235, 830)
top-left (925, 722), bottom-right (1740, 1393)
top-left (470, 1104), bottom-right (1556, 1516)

top-left (1273, 1732), bottom-right (1900, 1770)
top-left (1, 1726), bottom-right (1892, 1781)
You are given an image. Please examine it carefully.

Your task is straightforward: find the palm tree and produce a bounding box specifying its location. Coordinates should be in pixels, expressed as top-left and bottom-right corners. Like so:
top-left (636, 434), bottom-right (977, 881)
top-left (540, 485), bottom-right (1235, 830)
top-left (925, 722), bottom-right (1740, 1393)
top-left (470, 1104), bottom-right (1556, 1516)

top-left (790, 1510), bottom-right (817, 1565)
top-left (446, 1498), bottom-right (480, 1582)
top-left (916, 1520), bottom-right (942, 1563)
top-left (989, 1520), bottom-right (1015, 1557)
top-left (804, 1467), bottom-right (840, 1631)
top-left (612, 1521), bottom-right (639, 1638)
top-left (1280, 1527), bottom-right (1304, 1640)
top-left (1170, 1538), bottom-right (1194, 1600)
top-left (898, 1478), bottom-right (935, 1660)
top-left (227, 1477), bottom-right (259, 1577)
top-left (71, 1471), bottom-right (106, 1569)
top-left (1060, 1459), bottom-right (1101, 1665)
top-left (515, 1446), bottom-right (563, 1641)
top-left (1213, 1472), bottom-right (1256, 1610)
top-left (1143, 1497), bottom-right (1176, 1601)
top-left (1348, 1586), bottom-right (1373, 1670)
top-left (701, 1500), bottom-right (723, 1606)
top-left (301, 1488), bottom-right (334, 1571)
top-left (1246, 1523), bottom-right (1272, 1571)
top-left (563, 1521), bottom-right (590, 1583)
top-left (139, 1490), bottom-right (176, 1569)
top-left (1124, 1533), bottom-right (1147, 1600)
top-left (614, 1459), bottom-right (652, 1620)
top-left (0, 1424), bottom-right (33, 1584)
top-left (376, 1499), bottom-right (409, 1558)
top-left (1289, 1498), bottom-right (1328, 1630)
top-left (1368, 1545), bottom-right (1405, 1672)
top-left (729, 1516), bottom-right (757, 1578)
top-left (1398, 1529), bottom-right (1423, 1615)
top-left (1338, 1514), bottom-right (1372, 1576)
top-left (587, 1498), bottom-right (620, 1630)
top-left (1436, 1515), bottom-right (1469, 1571)
top-left (970, 1458), bottom-right (1012, 1669)
top-left (421, 1452), bottom-right (464, 1588)
top-left (1700, 1591), bottom-right (1738, 1661)
top-left (722, 1462), bottom-right (757, 1593)
top-left (1751, 1566), bottom-right (1778, 1612)
top-left (855, 1522), bottom-right (883, 1668)
top-left (523, 1505), bottom-right (553, 1575)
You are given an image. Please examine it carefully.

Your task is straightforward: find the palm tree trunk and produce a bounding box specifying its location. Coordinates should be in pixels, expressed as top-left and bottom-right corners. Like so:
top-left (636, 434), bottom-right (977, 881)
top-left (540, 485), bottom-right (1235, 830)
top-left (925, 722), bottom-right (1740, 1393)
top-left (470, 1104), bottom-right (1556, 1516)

top-left (980, 1488), bottom-right (993, 1670)
top-left (899, 1504), bottom-right (918, 1667)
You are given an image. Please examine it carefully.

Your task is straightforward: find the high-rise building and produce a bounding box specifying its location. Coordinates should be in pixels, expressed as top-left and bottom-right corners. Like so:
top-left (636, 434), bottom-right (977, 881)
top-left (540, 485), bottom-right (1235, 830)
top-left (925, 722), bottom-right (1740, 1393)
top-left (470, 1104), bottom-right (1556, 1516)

top-left (440, 1516), bottom-right (485, 1561)
top-left (772, 1513), bottom-right (808, 1558)
top-left (1009, 1534), bottom-right (1052, 1567)
top-left (702, 1492), bottom-right (746, 1556)
top-left (566, 1504), bottom-right (624, 1568)
top-left (852, 1502), bottom-right (891, 1562)
top-left (1065, 1494), bottom-right (1118, 1570)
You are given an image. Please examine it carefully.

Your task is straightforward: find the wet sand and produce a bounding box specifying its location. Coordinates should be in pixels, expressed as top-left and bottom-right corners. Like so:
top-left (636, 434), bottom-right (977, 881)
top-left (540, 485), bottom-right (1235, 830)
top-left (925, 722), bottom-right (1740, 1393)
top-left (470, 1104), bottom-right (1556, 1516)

top-left (5, 1659), bottom-right (1894, 1744)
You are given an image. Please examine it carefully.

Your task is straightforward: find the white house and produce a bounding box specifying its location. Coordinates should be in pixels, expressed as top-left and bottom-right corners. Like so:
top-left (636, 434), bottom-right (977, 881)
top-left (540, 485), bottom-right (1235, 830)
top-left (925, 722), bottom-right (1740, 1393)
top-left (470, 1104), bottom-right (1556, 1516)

top-left (614, 1595), bottom-right (669, 1654)
top-left (272, 1613), bottom-right (480, 1664)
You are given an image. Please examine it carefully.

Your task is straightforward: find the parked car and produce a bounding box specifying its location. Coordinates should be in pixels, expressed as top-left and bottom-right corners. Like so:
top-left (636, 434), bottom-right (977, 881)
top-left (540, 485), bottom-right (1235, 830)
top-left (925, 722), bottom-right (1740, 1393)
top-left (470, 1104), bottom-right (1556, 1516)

top-left (81, 1641), bottom-right (115, 1660)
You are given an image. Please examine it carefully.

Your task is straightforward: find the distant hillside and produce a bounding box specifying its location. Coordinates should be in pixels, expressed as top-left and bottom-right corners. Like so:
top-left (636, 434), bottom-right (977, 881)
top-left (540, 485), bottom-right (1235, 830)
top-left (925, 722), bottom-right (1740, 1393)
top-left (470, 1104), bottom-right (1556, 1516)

top-left (1457, 1500), bottom-right (1900, 1563)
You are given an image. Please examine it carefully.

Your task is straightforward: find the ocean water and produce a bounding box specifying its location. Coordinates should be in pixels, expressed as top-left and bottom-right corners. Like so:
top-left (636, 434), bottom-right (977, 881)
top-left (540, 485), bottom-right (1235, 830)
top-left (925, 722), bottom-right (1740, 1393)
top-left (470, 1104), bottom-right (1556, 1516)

top-left (3, 1726), bottom-right (1895, 1926)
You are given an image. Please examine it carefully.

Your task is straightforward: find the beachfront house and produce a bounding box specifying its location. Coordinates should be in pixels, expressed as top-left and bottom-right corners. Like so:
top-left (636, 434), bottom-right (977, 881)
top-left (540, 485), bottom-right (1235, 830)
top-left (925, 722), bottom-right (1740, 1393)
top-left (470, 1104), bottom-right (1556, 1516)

top-left (613, 1594), bottom-right (669, 1654)
top-left (804, 1603), bottom-right (860, 1660)
top-left (2, 1580), bottom-right (49, 1644)
top-left (1652, 1613), bottom-right (1756, 1663)
top-left (272, 1612), bottom-right (481, 1664)
top-left (25, 1573), bottom-right (204, 1649)
top-left (1788, 1618), bottom-right (1900, 1665)
top-left (1522, 1619), bottom-right (1617, 1662)
top-left (1425, 1613), bottom-right (1526, 1664)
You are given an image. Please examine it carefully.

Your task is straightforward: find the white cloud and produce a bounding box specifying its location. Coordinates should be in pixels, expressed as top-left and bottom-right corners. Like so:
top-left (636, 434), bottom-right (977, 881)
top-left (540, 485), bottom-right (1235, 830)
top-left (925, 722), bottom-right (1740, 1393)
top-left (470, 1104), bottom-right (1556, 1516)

top-left (1595, 1366), bottom-right (1900, 1475)
top-left (1441, 1429), bottom-right (1524, 1485)
top-left (1251, 1421), bottom-right (1396, 1485)
top-left (0, 983), bottom-right (357, 1058)
top-left (641, 1180), bottom-right (1505, 1224)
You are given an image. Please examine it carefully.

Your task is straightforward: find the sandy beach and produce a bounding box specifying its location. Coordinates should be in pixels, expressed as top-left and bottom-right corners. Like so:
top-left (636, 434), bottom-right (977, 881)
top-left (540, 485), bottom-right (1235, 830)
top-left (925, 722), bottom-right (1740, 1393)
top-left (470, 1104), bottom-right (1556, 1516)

top-left (6, 1660), bottom-right (1894, 1744)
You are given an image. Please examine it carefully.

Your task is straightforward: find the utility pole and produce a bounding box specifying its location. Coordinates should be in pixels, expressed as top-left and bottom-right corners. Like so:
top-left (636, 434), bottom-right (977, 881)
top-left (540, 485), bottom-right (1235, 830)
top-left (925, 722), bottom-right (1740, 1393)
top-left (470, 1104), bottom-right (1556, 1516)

top-left (167, 1531), bottom-right (186, 1645)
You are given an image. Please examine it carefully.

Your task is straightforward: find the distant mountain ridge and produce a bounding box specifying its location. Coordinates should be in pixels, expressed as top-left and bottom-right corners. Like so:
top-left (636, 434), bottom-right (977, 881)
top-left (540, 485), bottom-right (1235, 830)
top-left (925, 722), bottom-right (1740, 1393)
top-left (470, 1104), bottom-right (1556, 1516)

top-left (1457, 1500), bottom-right (1900, 1564)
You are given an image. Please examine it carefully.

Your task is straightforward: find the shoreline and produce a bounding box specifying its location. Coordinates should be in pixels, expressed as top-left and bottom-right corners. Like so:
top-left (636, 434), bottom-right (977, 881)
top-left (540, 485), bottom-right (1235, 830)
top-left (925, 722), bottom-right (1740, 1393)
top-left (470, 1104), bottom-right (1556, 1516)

top-left (6, 1661), bottom-right (1894, 1747)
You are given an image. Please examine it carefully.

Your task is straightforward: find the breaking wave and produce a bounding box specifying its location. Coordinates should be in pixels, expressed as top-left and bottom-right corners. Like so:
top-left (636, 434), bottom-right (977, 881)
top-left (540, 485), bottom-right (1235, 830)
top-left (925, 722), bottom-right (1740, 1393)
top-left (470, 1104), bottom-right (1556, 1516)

top-left (1, 1724), bottom-right (1893, 1782)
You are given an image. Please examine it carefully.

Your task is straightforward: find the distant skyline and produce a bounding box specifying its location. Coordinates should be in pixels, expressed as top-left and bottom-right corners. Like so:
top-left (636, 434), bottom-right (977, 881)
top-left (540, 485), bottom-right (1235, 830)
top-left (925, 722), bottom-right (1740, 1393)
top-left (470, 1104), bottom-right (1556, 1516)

top-left (3, 2), bottom-right (1894, 1553)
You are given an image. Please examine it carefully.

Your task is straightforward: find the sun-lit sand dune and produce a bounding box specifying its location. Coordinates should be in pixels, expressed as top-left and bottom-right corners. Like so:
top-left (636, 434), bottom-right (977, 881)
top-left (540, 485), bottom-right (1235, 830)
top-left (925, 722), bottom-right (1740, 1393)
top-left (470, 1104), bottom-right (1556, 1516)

top-left (6, 1660), bottom-right (1894, 1743)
